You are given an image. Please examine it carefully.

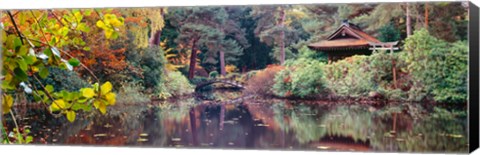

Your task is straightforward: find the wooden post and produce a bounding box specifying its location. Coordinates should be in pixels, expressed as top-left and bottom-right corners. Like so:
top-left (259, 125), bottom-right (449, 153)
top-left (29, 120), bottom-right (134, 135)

top-left (392, 112), bottom-right (397, 133)
top-left (391, 47), bottom-right (398, 89)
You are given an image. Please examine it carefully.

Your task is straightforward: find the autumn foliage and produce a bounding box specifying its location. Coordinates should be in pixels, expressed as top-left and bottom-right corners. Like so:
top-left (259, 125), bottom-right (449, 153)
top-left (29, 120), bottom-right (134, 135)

top-left (245, 65), bottom-right (285, 95)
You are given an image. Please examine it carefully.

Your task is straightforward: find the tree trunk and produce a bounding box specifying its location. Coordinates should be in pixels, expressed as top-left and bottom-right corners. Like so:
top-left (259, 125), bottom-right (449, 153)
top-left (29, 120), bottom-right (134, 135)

top-left (219, 51), bottom-right (226, 76)
top-left (279, 7), bottom-right (286, 65)
top-left (149, 31), bottom-right (162, 46)
top-left (148, 8), bottom-right (165, 46)
top-left (406, 3), bottom-right (412, 37)
top-left (188, 39), bottom-right (199, 79)
top-left (425, 3), bottom-right (429, 29)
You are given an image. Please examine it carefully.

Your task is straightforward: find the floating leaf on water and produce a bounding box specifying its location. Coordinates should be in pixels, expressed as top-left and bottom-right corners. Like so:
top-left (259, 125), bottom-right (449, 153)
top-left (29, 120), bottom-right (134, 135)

top-left (384, 133), bottom-right (394, 138)
top-left (255, 124), bottom-right (270, 127)
top-left (104, 123), bottom-right (113, 128)
top-left (317, 146), bottom-right (330, 150)
top-left (171, 138), bottom-right (181, 141)
top-left (448, 134), bottom-right (463, 138)
top-left (137, 138), bottom-right (148, 142)
top-left (139, 133), bottom-right (148, 137)
top-left (93, 133), bottom-right (107, 137)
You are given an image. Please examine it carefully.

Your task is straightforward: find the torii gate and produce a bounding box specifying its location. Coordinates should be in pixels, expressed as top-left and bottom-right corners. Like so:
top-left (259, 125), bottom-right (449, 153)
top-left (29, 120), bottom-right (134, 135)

top-left (368, 41), bottom-right (400, 89)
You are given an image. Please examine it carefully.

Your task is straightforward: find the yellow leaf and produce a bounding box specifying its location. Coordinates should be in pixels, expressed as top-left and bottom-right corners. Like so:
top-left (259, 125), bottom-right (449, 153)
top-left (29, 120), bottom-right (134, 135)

top-left (50, 99), bottom-right (65, 112)
top-left (98, 101), bottom-right (107, 115)
top-left (105, 29), bottom-right (113, 39)
top-left (100, 82), bottom-right (113, 95)
top-left (96, 20), bottom-right (107, 29)
top-left (93, 100), bottom-right (101, 109)
top-left (105, 92), bottom-right (116, 105)
top-left (66, 110), bottom-right (76, 122)
top-left (2, 95), bottom-right (14, 114)
top-left (82, 88), bottom-right (95, 98)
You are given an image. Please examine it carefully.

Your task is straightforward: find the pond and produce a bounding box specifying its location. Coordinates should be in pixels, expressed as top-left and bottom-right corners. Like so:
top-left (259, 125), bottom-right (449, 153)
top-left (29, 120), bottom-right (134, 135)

top-left (6, 92), bottom-right (469, 153)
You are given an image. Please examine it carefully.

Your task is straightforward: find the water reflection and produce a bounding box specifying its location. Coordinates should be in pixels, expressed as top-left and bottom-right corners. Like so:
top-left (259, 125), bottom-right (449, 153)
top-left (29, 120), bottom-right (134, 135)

top-left (14, 98), bottom-right (468, 153)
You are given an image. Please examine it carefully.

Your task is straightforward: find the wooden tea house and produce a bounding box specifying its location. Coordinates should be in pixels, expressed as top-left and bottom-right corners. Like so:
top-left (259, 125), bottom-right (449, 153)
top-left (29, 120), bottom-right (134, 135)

top-left (308, 20), bottom-right (399, 63)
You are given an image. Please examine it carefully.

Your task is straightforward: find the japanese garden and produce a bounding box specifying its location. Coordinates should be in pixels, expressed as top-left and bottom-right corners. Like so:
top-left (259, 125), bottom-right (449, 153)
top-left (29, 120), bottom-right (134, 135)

top-left (0, 2), bottom-right (470, 153)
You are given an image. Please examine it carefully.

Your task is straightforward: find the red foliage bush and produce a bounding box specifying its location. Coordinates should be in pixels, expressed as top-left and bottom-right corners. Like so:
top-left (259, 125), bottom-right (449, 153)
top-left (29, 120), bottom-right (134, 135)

top-left (245, 65), bottom-right (285, 96)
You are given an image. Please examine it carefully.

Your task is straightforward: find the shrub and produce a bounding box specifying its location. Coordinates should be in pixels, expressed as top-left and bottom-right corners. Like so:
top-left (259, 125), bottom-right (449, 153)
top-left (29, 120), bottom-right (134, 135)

top-left (116, 81), bottom-right (150, 105)
top-left (245, 65), bottom-right (285, 96)
top-left (297, 46), bottom-right (328, 63)
top-left (190, 76), bottom-right (212, 92)
top-left (323, 55), bottom-right (376, 98)
top-left (163, 71), bottom-right (194, 98)
top-left (402, 29), bottom-right (468, 103)
top-left (272, 58), bottom-right (328, 98)
top-left (209, 71), bottom-right (219, 79)
top-left (140, 47), bottom-right (166, 91)
top-left (33, 67), bottom-right (89, 92)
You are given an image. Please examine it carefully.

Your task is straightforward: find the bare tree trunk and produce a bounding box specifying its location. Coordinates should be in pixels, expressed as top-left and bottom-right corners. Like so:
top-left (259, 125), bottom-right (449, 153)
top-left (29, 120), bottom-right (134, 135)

top-left (279, 7), bottom-right (286, 65)
top-left (148, 8), bottom-right (165, 46)
top-left (149, 31), bottom-right (162, 46)
top-left (406, 3), bottom-right (412, 37)
top-left (425, 3), bottom-right (429, 29)
top-left (188, 39), bottom-right (199, 79)
top-left (220, 51), bottom-right (226, 76)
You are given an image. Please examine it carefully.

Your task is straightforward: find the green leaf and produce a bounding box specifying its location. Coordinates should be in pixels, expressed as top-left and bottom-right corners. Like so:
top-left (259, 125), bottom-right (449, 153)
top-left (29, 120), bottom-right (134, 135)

top-left (14, 67), bottom-right (28, 81)
top-left (16, 58), bottom-right (28, 71)
top-left (45, 85), bottom-right (54, 93)
top-left (68, 58), bottom-right (81, 67)
top-left (83, 47), bottom-right (91, 51)
top-left (13, 37), bottom-right (22, 48)
top-left (39, 67), bottom-right (49, 79)
top-left (18, 45), bottom-right (28, 55)
top-left (1, 31), bottom-right (6, 43)
top-left (23, 55), bottom-right (36, 65)
top-left (25, 136), bottom-right (33, 144)
top-left (66, 110), bottom-right (76, 122)
top-left (72, 102), bottom-right (92, 111)
top-left (43, 48), bottom-right (53, 57)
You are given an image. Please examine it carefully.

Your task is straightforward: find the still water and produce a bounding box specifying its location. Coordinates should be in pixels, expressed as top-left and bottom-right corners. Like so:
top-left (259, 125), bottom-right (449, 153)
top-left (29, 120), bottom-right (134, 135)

top-left (10, 95), bottom-right (468, 153)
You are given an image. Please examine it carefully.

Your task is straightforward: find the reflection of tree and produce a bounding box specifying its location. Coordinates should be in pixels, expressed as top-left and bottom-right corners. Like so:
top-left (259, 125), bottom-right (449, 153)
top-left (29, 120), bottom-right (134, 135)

top-left (372, 107), bottom-right (468, 152)
top-left (281, 104), bottom-right (327, 144)
top-left (271, 102), bottom-right (467, 152)
top-left (58, 105), bottom-right (149, 145)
